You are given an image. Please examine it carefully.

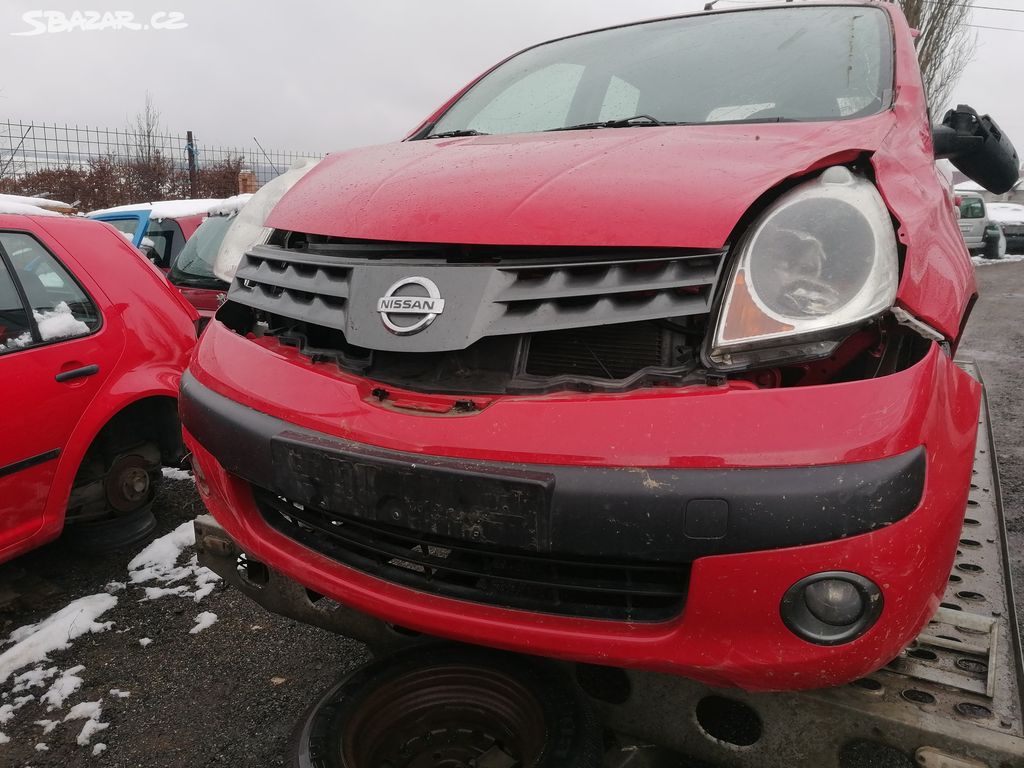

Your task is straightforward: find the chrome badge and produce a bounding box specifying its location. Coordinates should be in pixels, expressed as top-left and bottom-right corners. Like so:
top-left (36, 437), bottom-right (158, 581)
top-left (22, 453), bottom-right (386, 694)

top-left (376, 276), bottom-right (445, 335)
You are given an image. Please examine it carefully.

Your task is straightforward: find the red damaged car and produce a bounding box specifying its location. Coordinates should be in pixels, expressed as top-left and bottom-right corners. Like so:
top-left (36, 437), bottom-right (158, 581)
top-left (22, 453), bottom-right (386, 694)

top-left (183, 2), bottom-right (1018, 692)
top-left (0, 211), bottom-right (197, 563)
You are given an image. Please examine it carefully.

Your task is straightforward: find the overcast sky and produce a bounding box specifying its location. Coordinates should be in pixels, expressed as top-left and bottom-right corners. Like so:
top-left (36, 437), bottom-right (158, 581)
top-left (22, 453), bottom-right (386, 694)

top-left (0, 1), bottom-right (1021, 155)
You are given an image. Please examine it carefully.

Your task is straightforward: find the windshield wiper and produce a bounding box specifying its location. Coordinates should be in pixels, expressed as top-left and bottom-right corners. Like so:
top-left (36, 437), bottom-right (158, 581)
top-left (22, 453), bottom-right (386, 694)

top-left (424, 129), bottom-right (490, 139)
top-left (547, 115), bottom-right (679, 132)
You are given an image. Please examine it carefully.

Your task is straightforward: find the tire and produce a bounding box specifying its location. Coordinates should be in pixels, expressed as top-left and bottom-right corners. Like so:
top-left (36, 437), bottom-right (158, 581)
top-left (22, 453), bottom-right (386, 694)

top-left (291, 644), bottom-right (603, 768)
top-left (66, 445), bottom-right (162, 552)
top-left (67, 504), bottom-right (157, 553)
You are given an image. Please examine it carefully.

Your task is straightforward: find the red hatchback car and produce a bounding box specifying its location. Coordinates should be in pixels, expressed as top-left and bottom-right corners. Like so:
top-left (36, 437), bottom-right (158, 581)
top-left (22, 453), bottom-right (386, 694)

top-left (0, 212), bottom-right (197, 563)
top-left (184, 2), bottom-right (1016, 692)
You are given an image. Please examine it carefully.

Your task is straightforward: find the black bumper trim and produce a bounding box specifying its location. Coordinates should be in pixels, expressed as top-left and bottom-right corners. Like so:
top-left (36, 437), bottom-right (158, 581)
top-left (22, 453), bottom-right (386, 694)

top-left (180, 371), bottom-right (926, 563)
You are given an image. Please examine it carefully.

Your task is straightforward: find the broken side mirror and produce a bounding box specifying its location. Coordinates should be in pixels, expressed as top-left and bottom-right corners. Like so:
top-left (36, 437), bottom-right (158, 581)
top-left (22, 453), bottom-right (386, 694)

top-left (933, 105), bottom-right (1020, 194)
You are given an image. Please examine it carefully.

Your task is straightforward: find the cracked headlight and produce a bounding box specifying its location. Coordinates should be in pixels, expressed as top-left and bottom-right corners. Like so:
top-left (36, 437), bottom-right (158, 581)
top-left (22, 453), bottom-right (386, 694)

top-left (707, 166), bottom-right (899, 370)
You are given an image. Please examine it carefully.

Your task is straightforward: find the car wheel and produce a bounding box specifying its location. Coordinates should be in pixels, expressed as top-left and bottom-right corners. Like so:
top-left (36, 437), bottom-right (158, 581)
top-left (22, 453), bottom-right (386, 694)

top-left (291, 644), bottom-right (603, 768)
top-left (66, 445), bottom-right (162, 552)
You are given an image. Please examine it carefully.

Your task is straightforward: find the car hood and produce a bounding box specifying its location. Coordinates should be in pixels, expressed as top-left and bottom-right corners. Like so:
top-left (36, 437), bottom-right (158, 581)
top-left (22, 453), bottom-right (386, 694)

top-left (269, 117), bottom-right (896, 249)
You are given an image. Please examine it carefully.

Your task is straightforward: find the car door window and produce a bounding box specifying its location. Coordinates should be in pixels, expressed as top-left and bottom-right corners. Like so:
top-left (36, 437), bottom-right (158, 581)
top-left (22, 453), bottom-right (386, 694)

top-left (145, 219), bottom-right (185, 268)
top-left (0, 232), bottom-right (101, 351)
top-left (0, 258), bottom-right (32, 352)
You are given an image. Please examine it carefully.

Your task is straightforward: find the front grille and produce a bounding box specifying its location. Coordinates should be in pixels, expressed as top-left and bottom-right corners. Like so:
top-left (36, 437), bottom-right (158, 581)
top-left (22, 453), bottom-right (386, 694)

top-left (525, 323), bottom-right (672, 379)
top-left (254, 487), bottom-right (688, 622)
top-left (221, 236), bottom-right (721, 394)
top-left (229, 238), bottom-right (724, 349)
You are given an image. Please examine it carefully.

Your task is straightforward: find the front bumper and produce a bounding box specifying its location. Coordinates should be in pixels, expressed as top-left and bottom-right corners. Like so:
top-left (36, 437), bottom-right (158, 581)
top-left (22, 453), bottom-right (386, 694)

top-left (183, 320), bottom-right (981, 690)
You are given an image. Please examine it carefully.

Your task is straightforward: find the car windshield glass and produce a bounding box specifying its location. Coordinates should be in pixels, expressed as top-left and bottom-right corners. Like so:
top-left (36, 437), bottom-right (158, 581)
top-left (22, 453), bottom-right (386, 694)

top-left (959, 197), bottom-right (985, 219)
top-left (427, 6), bottom-right (893, 137)
top-left (169, 215), bottom-right (232, 287)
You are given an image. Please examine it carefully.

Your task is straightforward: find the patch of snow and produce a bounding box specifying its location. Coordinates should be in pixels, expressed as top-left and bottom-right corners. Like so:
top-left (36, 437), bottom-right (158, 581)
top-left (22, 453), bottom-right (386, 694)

top-left (190, 612), bottom-right (218, 635)
top-left (0, 596), bottom-right (116, 683)
top-left (35, 719), bottom-right (59, 735)
top-left (35, 743), bottom-right (48, 751)
top-left (88, 198), bottom-right (233, 220)
top-left (6, 302), bottom-right (91, 349)
top-left (207, 194), bottom-right (253, 216)
top-left (35, 302), bottom-right (90, 342)
top-left (986, 202), bottom-right (1024, 224)
top-left (0, 200), bottom-right (60, 216)
top-left (40, 665), bottom-right (85, 710)
top-left (1, 694), bottom-right (36, 723)
top-left (65, 700), bottom-right (108, 746)
top-left (142, 585), bottom-right (189, 601)
top-left (104, 581), bottom-right (126, 594)
top-left (76, 717), bottom-right (109, 746)
top-left (64, 700), bottom-right (102, 722)
top-left (128, 521), bottom-right (219, 602)
top-left (972, 254), bottom-right (1024, 266)
top-left (0, 731), bottom-right (9, 744)
top-left (954, 181), bottom-right (987, 193)
top-left (93, 742), bottom-right (107, 756)
top-left (108, 689), bottom-right (130, 699)
top-left (0, 193), bottom-right (73, 212)
top-left (161, 467), bottom-right (193, 481)
top-left (138, 638), bottom-right (152, 647)
top-left (12, 666), bottom-right (57, 693)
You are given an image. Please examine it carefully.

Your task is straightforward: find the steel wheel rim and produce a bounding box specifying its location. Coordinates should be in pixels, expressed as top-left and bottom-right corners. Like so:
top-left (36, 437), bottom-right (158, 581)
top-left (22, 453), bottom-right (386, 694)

top-left (340, 662), bottom-right (548, 768)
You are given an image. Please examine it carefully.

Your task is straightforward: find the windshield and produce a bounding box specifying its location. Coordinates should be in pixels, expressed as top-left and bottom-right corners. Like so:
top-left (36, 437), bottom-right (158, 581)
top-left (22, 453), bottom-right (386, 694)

top-left (427, 6), bottom-right (893, 137)
top-left (959, 197), bottom-right (986, 220)
top-left (168, 215), bottom-right (232, 288)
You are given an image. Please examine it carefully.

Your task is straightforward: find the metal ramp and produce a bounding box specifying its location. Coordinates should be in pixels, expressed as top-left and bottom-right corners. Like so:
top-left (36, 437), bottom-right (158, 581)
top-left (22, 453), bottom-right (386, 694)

top-left (598, 362), bottom-right (1024, 767)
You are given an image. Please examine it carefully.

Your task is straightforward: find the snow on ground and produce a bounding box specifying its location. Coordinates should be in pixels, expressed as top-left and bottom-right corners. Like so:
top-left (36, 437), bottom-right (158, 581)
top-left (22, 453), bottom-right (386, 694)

top-left (64, 699), bottom-right (108, 746)
top-left (190, 612), bottom-right (219, 635)
top-left (161, 467), bottom-right (193, 482)
top-left (1, 518), bottom-right (218, 754)
top-left (973, 254), bottom-right (1024, 266)
top-left (87, 198), bottom-right (235, 220)
top-left (127, 520), bottom-right (220, 603)
top-left (39, 666), bottom-right (85, 711)
top-left (0, 595), bottom-right (116, 684)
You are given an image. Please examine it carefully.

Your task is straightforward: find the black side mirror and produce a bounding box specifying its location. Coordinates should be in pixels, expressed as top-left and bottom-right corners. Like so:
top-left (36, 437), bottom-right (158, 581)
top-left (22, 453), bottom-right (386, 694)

top-left (933, 105), bottom-right (1020, 195)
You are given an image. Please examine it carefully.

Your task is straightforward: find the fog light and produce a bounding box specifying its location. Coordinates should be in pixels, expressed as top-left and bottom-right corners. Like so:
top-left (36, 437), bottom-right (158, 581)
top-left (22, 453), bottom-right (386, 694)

top-left (780, 572), bottom-right (883, 646)
top-left (804, 579), bottom-right (864, 626)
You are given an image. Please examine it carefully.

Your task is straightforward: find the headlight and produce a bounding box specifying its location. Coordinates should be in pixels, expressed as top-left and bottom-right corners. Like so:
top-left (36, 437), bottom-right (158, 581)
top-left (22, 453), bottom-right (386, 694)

top-left (707, 166), bottom-right (899, 370)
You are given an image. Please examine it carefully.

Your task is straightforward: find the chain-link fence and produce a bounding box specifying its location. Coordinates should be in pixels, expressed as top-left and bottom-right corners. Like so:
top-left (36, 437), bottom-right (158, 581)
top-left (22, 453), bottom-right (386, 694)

top-left (0, 120), bottom-right (324, 210)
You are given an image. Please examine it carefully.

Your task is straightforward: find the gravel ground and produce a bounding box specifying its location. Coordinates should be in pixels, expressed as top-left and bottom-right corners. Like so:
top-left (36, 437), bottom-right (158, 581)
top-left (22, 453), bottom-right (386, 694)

top-left (0, 261), bottom-right (1021, 768)
top-left (0, 481), bottom-right (369, 767)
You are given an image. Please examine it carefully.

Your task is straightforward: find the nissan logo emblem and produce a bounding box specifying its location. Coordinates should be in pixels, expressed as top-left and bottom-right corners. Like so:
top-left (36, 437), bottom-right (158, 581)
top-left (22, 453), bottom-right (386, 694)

top-left (376, 276), bottom-right (445, 335)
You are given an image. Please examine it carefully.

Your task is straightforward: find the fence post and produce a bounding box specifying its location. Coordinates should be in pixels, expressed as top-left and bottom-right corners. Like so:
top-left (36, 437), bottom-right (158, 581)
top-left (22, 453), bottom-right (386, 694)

top-left (186, 130), bottom-right (198, 198)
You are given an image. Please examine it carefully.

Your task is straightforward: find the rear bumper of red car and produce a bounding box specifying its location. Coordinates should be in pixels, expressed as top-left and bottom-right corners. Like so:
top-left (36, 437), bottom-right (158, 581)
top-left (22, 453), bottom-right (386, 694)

top-left (183, 320), bottom-right (981, 690)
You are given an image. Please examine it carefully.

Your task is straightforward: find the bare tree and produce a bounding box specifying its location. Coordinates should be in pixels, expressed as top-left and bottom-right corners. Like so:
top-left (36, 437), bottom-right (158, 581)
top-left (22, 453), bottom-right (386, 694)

top-left (129, 91), bottom-right (163, 164)
top-left (900, 0), bottom-right (977, 113)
